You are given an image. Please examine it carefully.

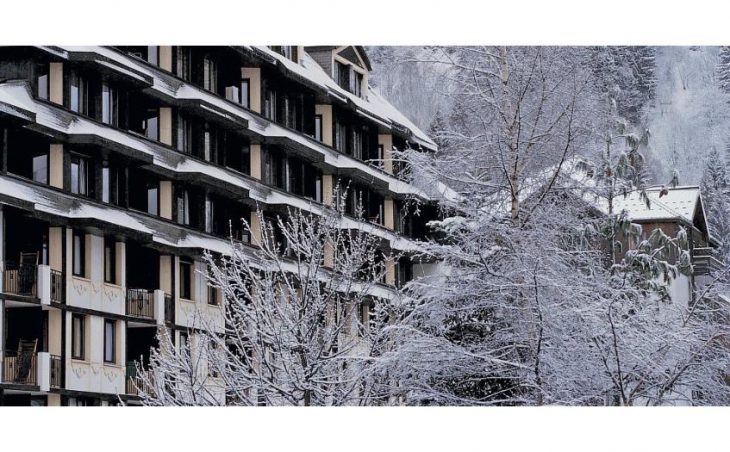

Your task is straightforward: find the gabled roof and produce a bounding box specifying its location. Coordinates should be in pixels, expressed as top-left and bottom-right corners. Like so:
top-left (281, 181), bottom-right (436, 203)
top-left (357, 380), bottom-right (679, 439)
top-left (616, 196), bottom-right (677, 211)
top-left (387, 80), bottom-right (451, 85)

top-left (610, 186), bottom-right (702, 224)
top-left (305, 45), bottom-right (372, 71)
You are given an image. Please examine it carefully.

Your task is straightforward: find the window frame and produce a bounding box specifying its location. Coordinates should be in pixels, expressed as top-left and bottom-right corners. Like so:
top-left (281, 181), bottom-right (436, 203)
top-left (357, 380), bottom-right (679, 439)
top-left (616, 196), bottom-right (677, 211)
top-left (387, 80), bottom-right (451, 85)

top-left (71, 314), bottom-right (85, 360)
top-left (72, 231), bottom-right (86, 278)
top-left (70, 154), bottom-right (90, 197)
top-left (103, 319), bottom-right (116, 364)
top-left (103, 237), bottom-right (116, 284)
top-left (179, 259), bottom-right (193, 300)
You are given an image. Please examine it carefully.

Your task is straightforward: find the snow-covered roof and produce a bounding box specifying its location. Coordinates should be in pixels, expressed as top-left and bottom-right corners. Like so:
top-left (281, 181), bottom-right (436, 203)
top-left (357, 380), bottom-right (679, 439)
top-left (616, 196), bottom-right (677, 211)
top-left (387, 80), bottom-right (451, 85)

top-left (609, 186), bottom-right (702, 223)
top-left (252, 46), bottom-right (437, 150)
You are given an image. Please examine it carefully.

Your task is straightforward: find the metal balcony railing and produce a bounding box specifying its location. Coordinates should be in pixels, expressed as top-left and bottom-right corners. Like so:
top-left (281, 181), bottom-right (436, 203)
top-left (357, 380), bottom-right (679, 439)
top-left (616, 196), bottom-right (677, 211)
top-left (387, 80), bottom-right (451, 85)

top-left (126, 288), bottom-right (154, 319)
top-left (50, 354), bottom-right (62, 388)
top-left (50, 269), bottom-right (64, 303)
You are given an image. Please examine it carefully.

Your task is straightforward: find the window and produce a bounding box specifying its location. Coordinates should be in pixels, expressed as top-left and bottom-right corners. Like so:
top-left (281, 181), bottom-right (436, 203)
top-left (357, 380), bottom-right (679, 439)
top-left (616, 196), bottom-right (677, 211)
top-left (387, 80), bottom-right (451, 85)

top-left (104, 319), bottom-right (116, 363)
top-left (240, 79), bottom-right (250, 108)
top-left (68, 71), bottom-right (89, 115)
top-left (335, 61), bottom-right (350, 91)
top-left (32, 153), bottom-right (48, 184)
top-left (101, 164), bottom-right (120, 205)
top-left (314, 115), bottom-right (323, 142)
top-left (70, 155), bottom-right (89, 196)
top-left (37, 63), bottom-right (49, 100)
top-left (147, 184), bottom-right (159, 216)
top-left (179, 331), bottom-right (189, 352)
top-left (104, 237), bottom-right (116, 284)
top-left (353, 72), bottom-right (363, 97)
top-left (176, 189), bottom-right (190, 226)
top-left (72, 231), bottom-right (85, 277)
top-left (262, 148), bottom-right (285, 189)
top-left (335, 121), bottom-right (347, 152)
top-left (147, 46), bottom-right (159, 66)
top-left (283, 95), bottom-right (296, 129)
top-left (264, 86), bottom-right (277, 121)
top-left (205, 196), bottom-right (214, 234)
top-left (352, 129), bottom-right (363, 159)
top-left (175, 113), bottom-right (192, 154)
top-left (203, 55), bottom-right (218, 93)
top-left (101, 83), bottom-right (118, 126)
top-left (143, 108), bottom-right (159, 141)
top-left (72, 314), bottom-right (85, 360)
top-left (179, 259), bottom-right (192, 300)
top-left (207, 284), bottom-right (219, 306)
top-left (175, 46), bottom-right (191, 80)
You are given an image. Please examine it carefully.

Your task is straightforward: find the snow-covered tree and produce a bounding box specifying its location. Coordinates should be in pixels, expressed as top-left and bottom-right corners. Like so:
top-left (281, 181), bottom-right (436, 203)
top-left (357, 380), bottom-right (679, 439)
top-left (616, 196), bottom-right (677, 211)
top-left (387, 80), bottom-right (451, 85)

top-left (135, 194), bottom-right (401, 406)
top-left (701, 148), bottom-right (730, 260)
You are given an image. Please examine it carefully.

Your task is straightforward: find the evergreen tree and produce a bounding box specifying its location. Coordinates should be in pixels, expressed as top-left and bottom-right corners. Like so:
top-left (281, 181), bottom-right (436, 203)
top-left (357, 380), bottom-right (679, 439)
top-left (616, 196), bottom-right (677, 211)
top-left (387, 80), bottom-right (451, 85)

top-left (700, 147), bottom-right (730, 260)
top-left (716, 46), bottom-right (730, 94)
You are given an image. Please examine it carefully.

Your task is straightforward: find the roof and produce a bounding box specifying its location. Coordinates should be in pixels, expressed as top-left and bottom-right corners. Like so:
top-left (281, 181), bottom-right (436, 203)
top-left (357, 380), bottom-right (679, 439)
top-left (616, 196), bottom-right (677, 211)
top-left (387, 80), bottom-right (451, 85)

top-left (304, 46), bottom-right (372, 71)
top-left (609, 186), bottom-right (702, 223)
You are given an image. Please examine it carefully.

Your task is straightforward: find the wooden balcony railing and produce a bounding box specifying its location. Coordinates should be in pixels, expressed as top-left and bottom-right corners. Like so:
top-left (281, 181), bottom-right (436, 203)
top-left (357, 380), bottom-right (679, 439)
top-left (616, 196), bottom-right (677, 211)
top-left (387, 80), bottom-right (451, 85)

top-left (2, 262), bottom-right (37, 298)
top-left (693, 247), bottom-right (724, 275)
top-left (126, 288), bottom-right (154, 319)
top-left (50, 354), bottom-right (62, 388)
top-left (2, 352), bottom-right (37, 386)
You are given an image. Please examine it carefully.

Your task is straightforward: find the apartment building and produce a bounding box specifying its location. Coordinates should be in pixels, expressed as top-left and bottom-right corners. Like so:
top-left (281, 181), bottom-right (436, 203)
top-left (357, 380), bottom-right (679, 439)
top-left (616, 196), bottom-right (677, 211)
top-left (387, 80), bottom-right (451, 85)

top-left (0, 45), bottom-right (445, 406)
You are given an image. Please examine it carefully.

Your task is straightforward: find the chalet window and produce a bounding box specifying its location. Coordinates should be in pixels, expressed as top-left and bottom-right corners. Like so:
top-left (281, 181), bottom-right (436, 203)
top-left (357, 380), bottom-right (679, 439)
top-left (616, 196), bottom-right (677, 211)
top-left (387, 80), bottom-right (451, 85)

top-left (104, 237), bottom-right (116, 284)
top-left (101, 164), bottom-right (120, 205)
top-left (147, 184), bottom-right (159, 216)
top-left (72, 314), bottom-right (85, 360)
top-left (175, 113), bottom-right (192, 154)
top-left (176, 189), bottom-right (191, 226)
top-left (68, 71), bottom-right (89, 115)
top-left (32, 153), bottom-right (48, 184)
top-left (175, 46), bottom-right (191, 81)
top-left (104, 319), bottom-right (116, 363)
top-left (72, 231), bottom-right (85, 277)
top-left (203, 55), bottom-right (218, 93)
top-left (240, 79), bottom-right (250, 108)
top-left (70, 155), bottom-right (89, 196)
top-left (314, 115), bottom-right (323, 142)
top-left (147, 46), bottom-right (159, 66)
top-left (37, 63), bottom-right (49, 100)
top-left (264, 86), bottom-right (277, 121)
top-left (101, 82), bottom-right (118, 126)
top-left (179, 259), bottom-right (192, 300)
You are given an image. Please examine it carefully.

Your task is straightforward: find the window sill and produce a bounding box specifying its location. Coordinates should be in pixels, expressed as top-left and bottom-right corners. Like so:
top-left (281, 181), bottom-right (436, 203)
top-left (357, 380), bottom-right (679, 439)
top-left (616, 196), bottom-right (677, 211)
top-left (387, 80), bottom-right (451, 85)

top-left (180, 297), bottom-right (195, 304)
top-left (103, 282), bottom-right (122, 290)
top-left (71, 275), bottom-right (92, 284)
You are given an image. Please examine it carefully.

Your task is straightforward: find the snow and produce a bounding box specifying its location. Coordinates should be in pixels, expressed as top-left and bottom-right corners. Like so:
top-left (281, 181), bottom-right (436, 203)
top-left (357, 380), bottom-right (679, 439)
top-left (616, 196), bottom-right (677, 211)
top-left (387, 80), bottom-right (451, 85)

top-left (609, 186), bottom-right (701, 223)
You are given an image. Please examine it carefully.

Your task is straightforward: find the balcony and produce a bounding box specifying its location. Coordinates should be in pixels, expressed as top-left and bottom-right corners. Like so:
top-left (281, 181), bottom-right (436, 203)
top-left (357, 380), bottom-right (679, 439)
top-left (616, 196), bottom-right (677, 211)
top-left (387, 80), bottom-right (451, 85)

top-left (125, 361), bottom-right (153, 397)
top-left (3, 262), bottom-right (37, 299)
top-left (692, 247), bottom-right (723, 275)
top-left (2, 263), bottom-right (64, 305)
top-left (126, 288), bottom-right (155, 319)
top-left (2, 351), bottom-right (37, 386)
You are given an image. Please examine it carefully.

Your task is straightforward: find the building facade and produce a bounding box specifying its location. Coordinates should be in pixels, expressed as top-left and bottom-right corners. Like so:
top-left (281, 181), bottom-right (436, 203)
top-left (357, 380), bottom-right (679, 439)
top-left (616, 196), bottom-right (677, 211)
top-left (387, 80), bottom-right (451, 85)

top-left (0, 45), bottom-right (443, 406)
